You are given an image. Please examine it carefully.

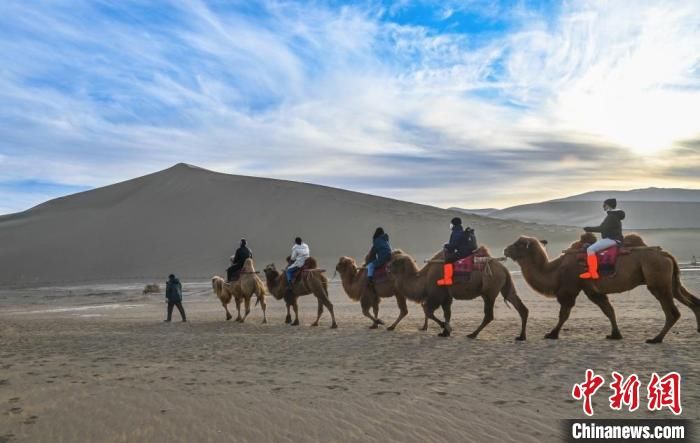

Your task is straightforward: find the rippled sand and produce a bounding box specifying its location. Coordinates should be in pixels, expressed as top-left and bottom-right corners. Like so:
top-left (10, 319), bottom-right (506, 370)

top-left (1, 273), bottom-right (698, 442)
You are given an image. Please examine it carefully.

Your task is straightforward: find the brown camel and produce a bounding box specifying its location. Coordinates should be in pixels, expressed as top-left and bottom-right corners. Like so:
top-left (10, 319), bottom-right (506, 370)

top-left (389, 250), bottom-right (528, 339)
top-left (335, 256), bottom-right (408, 330)
top-left (211, 258), bottom-right (267, 323)
top-left (263, 258), bottom-right (337, 328)
top-left (504, 234), bottom-right (700, 343)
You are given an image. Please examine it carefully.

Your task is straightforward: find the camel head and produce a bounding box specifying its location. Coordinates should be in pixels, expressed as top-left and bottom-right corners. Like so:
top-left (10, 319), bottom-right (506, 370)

top-left (504, 237), bottom-right (547, 261)
top-left (335, 256), bottom-right (357, 275)
top-left (388, 254), bottom-right (418, 277)
top-left (263, 264), bottom-right (279, 280)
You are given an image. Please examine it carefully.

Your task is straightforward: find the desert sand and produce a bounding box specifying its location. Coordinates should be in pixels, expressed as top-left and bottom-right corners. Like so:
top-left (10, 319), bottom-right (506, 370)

top-left (1, 271), bottom-right (698, 442)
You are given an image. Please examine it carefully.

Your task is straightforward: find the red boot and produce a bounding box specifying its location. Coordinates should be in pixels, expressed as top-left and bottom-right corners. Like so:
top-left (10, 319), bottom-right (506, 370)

top-left (579, 254), bottom-right (599, 280)
top-left (437, 263), bottom-right (454, 286)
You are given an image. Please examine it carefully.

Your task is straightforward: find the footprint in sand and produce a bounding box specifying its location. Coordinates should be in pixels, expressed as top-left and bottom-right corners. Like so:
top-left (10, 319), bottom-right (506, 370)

top-left (23, 416), bottom-right (38, 425)
top-left (8, 407), bottom-right (22, 414)
top-left (326, 385), bottom-right (348, 391)
top-left (0, 380), bottom-right (8, 386)
top-left (9, 398), bottom-right (20, 404)
top-left (372, 391), bottom-right (401, 396)
top-left (0, 433), bottom-right (16, 443)
top-left (493, 400), bottom-right (507, 405)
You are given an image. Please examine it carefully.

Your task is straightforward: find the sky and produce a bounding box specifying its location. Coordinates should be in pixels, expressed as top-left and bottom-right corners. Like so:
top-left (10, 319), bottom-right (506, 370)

top-left (1, 0), bottom-right (700, 214)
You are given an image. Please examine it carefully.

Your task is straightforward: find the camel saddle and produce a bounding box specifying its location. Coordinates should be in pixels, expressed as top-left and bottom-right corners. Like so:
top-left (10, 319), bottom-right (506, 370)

top-left (577, 243), bottom-right (628, 276)
top-left (291, 257), bottom-right (320, 283)
top-left (454, 247), bottom-right (491, 279)
top-left (372, 264), bottom-right (389, 281)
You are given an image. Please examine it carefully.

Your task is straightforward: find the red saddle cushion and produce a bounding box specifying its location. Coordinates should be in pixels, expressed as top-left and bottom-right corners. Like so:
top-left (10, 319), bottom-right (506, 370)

top-left (454, 255), bottom-right (474, 274)
top-left (373, 264), bottom-right (388, 278)
top-left (577, 245), bottom-right (620, 265)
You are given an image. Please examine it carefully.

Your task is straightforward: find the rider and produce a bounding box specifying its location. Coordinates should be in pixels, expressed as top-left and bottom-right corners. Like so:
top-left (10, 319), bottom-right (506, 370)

top-left (365, 227), bottom-right (392, 288)
top-left (580, 198), bottom-right (626, 280)
top-left (227, 238), bottom-right (252, 282)
top-left (286, 237), bottom-right (310, 295)
top-left (437, 217), bottom-right (476, 286)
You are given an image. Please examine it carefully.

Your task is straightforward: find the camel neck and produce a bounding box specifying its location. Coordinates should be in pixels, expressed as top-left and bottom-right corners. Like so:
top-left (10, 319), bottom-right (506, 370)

top-left (517, 248), bottom-right (560, 296)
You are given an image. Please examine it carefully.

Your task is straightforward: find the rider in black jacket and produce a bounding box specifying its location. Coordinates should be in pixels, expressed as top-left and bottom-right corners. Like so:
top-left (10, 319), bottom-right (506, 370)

top-left (580, 198), bottom-right (626, 279)
top-left (227, 238), bottom-right (253, 282)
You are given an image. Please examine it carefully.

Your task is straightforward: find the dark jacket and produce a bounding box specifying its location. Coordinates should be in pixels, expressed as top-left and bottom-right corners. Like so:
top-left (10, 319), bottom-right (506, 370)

top-left (444, 225), bottom-right (475, 258)
top-left (584, 210), bottom-right (625, 242)
top-left (165, 278), bottom-right (182, 303)
top-left (367, 233), bottom-right (392, 266)
top-left (232, 246), bottom-right (253, 265)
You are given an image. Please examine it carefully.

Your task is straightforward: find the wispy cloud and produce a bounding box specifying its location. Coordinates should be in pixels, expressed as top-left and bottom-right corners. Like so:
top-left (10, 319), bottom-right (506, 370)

top-left (0, 0), bottom-right (699, 213)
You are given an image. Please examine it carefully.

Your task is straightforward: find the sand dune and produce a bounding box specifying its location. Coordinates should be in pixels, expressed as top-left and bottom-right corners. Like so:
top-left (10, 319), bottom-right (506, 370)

top-left (0, 163), bottom-right (578, 287)
top-left (453, 187), bottom-right (700, 229)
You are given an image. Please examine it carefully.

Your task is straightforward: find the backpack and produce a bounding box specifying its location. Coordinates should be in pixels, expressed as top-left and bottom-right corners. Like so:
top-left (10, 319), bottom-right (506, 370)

top-left (464, 227), bottom-right (478, 253)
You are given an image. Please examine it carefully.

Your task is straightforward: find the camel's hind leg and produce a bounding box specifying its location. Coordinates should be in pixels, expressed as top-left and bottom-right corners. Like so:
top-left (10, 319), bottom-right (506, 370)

top-left (467, 292), bottom-right (497, 339)
top-left (314, 286), bottom-right (337, 329)
top-left (647, 286), bottom-right (681, 344)
top-left (673, 286), bottom-right (700, 333)
top-left (545, 292), bottom-right (578, 339)
top-left (502, 288), bottom-right (528, 341)
top-left (584, 290), bottom-right (622, 340)
top-left (311, 298), bottom-right (324, 327)
top-left (387, 294), bottom-right (408, 331)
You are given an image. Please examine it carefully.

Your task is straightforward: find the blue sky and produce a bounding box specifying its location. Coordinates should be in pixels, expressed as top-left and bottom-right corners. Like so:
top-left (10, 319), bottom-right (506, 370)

top-left (1, 0), bottom-right (699, 214)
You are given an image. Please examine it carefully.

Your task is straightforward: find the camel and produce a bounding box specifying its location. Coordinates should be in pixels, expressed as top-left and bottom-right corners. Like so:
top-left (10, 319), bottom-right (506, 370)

top-left (263, 257), bottom-right (337, 328)
top-left (504, 234), bottom-right (700, 343)
top-left (389, 249), bottom-right (528, 339)
top-left (211, 258), bottom-right (267, 323)
top-left (335, 256), bottom-right (408, 330)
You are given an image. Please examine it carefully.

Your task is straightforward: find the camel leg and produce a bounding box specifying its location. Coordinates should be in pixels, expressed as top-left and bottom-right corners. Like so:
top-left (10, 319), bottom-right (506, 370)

top-left (223, 302), bottom-right (233, 321)
top-left (438, 297), bottom-right (453, 337)
top-left (467, 293), bottom-right (496, 339)
top-left (285, 304), bottom-right (292, 324)
top-left (584, 290), bottom-right (622, 339)
top-left (672, 287), bottom-right (700, 332)
top-left (423, 301), bottom-right (447, 336)
top-left (360, 294), bottom-right (380, 329)
top-left (419, 313), bottom-right (429, 331)
top-left (322, 292), bottom-right (337, 329)
top-left (502, 288), bottom-right (528, 341)
top-left (242, 296), bottom-right (251, 322)
top-left (311, 298), bottom-right (323, 327)
top-left (260, 296), bottom-right (267, 324)
top-left (234, 297), bottom-right (243, 322)
top-left (372, 297), bottom-right (384, 326)
top-left (545, 293), bottom-right (577, 339)
top-left (291, 301), bottom-right (300, 326)
top-left (387, 294), bottom-right (408, 331)
top-left (646, 287), bottom-right (681, 344)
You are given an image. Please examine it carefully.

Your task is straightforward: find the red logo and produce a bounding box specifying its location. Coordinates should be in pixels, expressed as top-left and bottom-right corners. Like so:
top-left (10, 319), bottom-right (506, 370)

top-left (572, 369), bottom-right (605, 416)
top-left (609, 371), bottom-right (641, 412)
top-left (647, 372), bottom-right (682, 415)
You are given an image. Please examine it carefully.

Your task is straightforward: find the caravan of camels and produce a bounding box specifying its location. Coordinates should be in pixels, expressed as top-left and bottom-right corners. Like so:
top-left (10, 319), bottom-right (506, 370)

top-left (211, 230), bottom-right (700, 344)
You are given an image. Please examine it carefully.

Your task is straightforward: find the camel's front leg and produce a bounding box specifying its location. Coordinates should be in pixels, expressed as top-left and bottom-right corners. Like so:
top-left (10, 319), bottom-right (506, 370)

top-left (285, 303), bottom-right (292, 324)
top-left (291, 301), bottom-right (300, 326)
top-left (467, 293), bottom-right (496, 339)
top-left (360, 293), bottom-right (379, 329)
top-left (423, 301), bottom-right (448, 337)
top-left (259, 296), bottom-right (267, 324)
top-left (387, 294), bottom-right (408, 331)
top-left (585, 290), bottom-right (622, 339)
top-left (234, 297), bottom-right (243, 322)
top-left (242, 295), bottom-right (251, 322)
top-left (372, 297), bottom-right (384, 326)
top-left (223, 302), bottom-right (233, 321)
top-left (545, 293), bottom-right (578, 339)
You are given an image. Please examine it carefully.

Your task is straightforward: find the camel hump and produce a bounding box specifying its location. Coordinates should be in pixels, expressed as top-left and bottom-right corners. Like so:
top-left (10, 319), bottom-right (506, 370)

top-left (622, 234), bottom-right (647, 247)
top-left (474, 245), bottom-right (491, 257)
top-left (303, 257), bottom-right (319, 270)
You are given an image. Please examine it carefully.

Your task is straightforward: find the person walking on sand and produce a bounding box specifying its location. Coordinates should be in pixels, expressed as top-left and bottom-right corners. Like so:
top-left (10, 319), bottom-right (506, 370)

top-left (579, 198), bottom-right (626, 280)
top-left (164, 274), bottom-right (187, 322)
top-left (227, 238), bottom-right (252, 282)
top-left (365, 227), bottom-right (392, 289)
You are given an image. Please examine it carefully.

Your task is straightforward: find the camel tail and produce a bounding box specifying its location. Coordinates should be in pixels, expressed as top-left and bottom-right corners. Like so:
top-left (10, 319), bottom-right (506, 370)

top-left (666, 253), bottom-right (700, 308)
